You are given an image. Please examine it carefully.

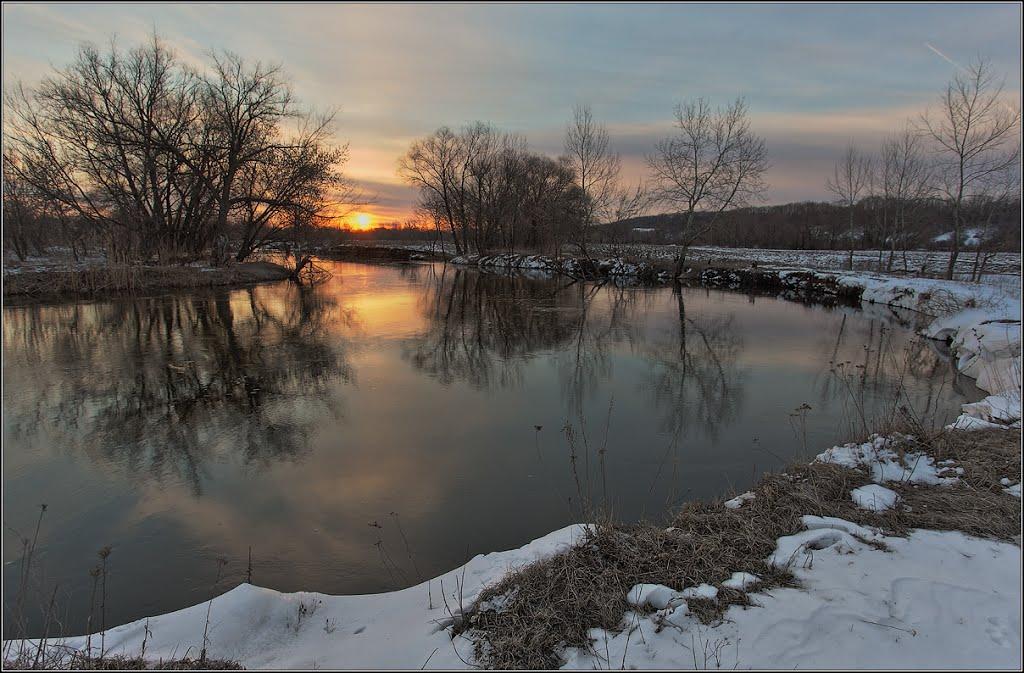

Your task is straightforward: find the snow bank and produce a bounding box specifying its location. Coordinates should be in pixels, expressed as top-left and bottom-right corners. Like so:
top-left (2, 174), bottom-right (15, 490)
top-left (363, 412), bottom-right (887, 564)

top-left (13, 526), bottom-right (588, 670)
top-left (835, 270), bottom-right (1021, 428)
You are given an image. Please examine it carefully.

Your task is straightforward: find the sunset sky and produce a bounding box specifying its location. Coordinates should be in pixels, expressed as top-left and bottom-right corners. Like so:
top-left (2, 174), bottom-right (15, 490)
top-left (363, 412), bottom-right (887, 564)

top-left (3, 2), bottom-right (1021, 228)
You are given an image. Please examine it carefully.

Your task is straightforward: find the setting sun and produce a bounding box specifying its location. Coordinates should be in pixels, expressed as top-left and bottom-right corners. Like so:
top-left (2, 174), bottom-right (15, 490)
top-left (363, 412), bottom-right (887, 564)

top-left (350, 212), bottom-right (374, 230)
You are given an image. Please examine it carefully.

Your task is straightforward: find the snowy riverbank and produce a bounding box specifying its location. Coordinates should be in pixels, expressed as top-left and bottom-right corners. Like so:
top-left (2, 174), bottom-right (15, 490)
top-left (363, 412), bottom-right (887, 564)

top-left (6, 261), bottom-right (1020, 670)
top-left (13, 431), bottom-right (1020, 669)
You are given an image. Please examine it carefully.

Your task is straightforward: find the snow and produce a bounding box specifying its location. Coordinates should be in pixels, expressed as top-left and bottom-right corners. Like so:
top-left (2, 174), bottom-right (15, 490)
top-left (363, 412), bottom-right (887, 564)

top-left (815, 434), bottom-right (961, 485)
top-left (624, 582), bottom-right (719, 610)
top-left (851, 484), bottom-right (901, 511)
top-left (585, 243), bottom-right (1020, 278)
top-left (562, 526), bottom-right (1021, 670)
top-left (961, 391), bottom-right (1022, 425)
top-left (11, 526), bottom-right (590, 670)
top-left (626, 584), bottom-right (687, 611)
top-left (679, 584), bottom-right (719, 600)
top-left (723, 491), bottom-right (755, 509)
top-left (720, 572), bottom-right (761, 591)
top-left (947, 415), bottom-right (1017, 432)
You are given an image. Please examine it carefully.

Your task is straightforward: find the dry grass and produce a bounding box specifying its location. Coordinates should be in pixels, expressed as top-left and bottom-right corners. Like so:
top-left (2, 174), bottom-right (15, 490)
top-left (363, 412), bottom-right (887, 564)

top-left (2, 262), bottom-right (290, 301)
top-left (890, 428), bottom-right (1022, 540)
top-left (3, 649), bottom-right (243, 670)
top-left (461, 428), bottom-right (1021, 669)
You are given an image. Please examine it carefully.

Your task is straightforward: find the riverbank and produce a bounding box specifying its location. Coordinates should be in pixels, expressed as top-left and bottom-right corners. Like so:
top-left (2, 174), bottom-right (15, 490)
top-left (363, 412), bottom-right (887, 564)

top-left (2, 261), bottom-right (292, 302)
top-left (10, 430), bottom-right (1019, 669)
top-left (5, 256), bottom-right (1020, 669)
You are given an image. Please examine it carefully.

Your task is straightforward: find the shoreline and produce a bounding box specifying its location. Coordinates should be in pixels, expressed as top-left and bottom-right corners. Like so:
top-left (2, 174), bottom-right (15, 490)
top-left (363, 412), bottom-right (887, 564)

top-left (1, 261), bottom-right (293, 303)
top-left (4, 253), bottom-right (1020, 669)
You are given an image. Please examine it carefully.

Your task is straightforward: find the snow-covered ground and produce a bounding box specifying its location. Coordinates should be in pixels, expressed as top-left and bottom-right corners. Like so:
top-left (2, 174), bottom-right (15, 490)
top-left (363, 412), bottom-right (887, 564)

top-left (328, 240), bottom-right (1019, 276)
top-left (14, 452), bottom-right (1020, 669)
top-left (591, 243), bottom-right (1021, 280)
top-left (562, 525), bottom-right (1019, 669)
top-left (10, 527), bottom-right (592, 669)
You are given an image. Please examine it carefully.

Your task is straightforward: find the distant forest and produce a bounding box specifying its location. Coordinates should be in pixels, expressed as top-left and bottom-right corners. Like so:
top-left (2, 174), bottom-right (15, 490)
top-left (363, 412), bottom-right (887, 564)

top-left (343, 195), bottom-right (1022, 253)
top-left (598, 197), bottom-right (1022, 251)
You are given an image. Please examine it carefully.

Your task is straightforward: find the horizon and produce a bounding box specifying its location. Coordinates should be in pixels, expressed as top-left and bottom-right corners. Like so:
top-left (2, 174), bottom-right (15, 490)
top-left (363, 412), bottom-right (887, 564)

top-left (3, 2), bottom-right (1021, 229)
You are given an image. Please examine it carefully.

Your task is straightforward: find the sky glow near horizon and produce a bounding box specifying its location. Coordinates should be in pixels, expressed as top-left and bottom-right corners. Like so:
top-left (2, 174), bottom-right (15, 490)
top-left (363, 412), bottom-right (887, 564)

top-left (3, 2), bottom-right (1021, 226)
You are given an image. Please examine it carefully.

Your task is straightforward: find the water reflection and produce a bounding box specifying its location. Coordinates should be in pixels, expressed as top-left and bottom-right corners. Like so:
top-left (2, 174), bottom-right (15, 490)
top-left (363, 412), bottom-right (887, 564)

top-left (2, 261), bottom-right (977, 636)
top-left (4, 285), bottom-right (350, 495)
top-left (404, 266), bottom-right (585, 388)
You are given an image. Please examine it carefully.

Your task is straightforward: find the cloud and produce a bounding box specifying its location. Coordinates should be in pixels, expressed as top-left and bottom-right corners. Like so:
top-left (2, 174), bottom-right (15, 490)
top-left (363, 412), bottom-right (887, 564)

top-left (3, 3), bottom-right (1020, 218)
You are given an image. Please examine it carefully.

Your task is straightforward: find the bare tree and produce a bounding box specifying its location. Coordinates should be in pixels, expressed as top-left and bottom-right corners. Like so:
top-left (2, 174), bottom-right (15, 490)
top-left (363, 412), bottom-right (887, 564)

top-left (878, 128), bottom-right (933, 271)
top-left (2, 154), bottom-right (42, 261)
top-left (563, 104), bottom-right (645, 256)
top-left (4, 36), bottom-right (203, 260)
top-left (918, 57), bottom-right (1021, 279)
top-left (962, 165), bottom-right (1020, 281)
top-left (826, 144), bottom-right (873, 270)
top-left (646, 97), bottom-right (768, 274)
top-left (3, 34), bottom-right (352, 265)
top-left (399, 127), bottom-right (465, 253)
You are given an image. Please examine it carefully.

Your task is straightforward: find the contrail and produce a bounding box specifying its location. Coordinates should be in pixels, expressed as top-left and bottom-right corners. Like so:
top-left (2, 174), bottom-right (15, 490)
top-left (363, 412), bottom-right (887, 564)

top-left (924, 42), bottom-right (962, 70)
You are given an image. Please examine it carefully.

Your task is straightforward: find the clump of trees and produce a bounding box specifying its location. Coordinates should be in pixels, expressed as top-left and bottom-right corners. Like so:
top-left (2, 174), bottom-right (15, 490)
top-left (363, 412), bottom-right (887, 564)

top-left (919, 58), bottom-right (1020, 279)
top-left (400, 57), bottom-right (1018, 282)
top-left (822, 57), bottom-right (1020, 279)
top-left (399, 107), bottom-right (646, 257)
top-left (3, 35), bottom-right (357, 265)
top-left (399, 123), bottom-right (585, 256)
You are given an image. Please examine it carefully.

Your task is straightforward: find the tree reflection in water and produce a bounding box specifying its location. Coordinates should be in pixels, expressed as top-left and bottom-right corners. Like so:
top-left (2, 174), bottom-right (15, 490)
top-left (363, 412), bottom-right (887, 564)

top-left (2, 262), bottom-right (978, 638)
top-left (405, 266), bottom-right (747, 443)
top-left (3, 283), bottom-right (351, 494)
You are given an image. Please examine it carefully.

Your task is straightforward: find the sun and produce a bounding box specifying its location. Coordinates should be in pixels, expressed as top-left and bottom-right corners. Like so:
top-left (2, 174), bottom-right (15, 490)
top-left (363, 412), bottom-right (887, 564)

top-left (351, 212), bottom-right (373, 230)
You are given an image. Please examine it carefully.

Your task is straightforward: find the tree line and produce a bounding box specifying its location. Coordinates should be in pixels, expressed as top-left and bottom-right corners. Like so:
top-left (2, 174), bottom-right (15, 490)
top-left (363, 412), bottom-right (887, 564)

top-left (400, 57), bottom-right (1019, 279)
top-left (399, 98), bottom-right (767, 273)
top-left (3, 33), bottom-right (1019, 282)
top-left (824, 58), bottom-right (1020, 278)
top-left (3, 35), bottom-right (356, 265)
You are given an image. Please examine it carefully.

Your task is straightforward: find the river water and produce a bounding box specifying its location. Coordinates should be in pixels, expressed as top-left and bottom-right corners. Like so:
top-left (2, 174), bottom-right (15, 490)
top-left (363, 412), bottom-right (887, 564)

top-left (2, 260), bottom-right (978, 635)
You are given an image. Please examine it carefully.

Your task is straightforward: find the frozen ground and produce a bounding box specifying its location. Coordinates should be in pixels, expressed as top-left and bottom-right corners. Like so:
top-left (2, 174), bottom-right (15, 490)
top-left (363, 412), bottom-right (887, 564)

top-left (342, 240), bottom-right (1020, 281)
top-left (593, 243), bottom-right (1021, 280)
